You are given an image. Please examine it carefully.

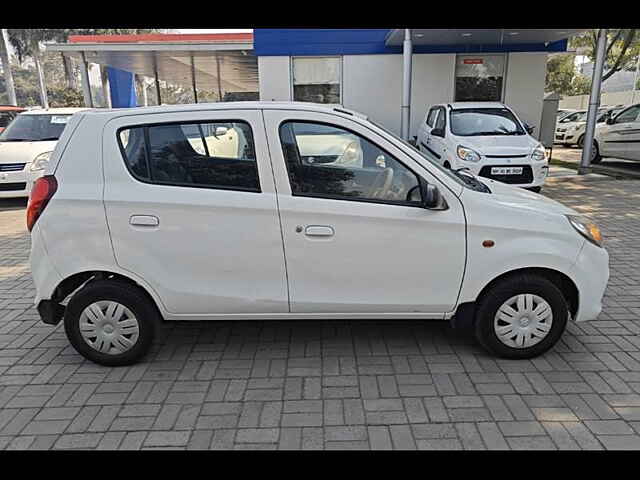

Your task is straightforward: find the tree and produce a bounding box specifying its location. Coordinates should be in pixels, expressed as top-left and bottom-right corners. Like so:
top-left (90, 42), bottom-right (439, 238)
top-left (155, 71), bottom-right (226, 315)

top-left (545, 54), bottom-right (592, 96)
top-left (7, 29), bottom-right (68, 107)
top-left (571, 29), bottom-right (640, 83)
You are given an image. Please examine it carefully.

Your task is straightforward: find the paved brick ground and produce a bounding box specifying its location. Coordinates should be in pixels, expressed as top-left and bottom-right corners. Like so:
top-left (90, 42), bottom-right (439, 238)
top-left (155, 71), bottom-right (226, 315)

top-left (2, 178), bottom-right (640, 450)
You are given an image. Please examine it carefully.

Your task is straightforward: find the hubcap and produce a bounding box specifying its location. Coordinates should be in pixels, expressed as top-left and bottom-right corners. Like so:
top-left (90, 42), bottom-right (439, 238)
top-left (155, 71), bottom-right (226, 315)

top-left (79, 301), bottom-right (140, 355)
top-left (493, 294), bottom-right (553, 349)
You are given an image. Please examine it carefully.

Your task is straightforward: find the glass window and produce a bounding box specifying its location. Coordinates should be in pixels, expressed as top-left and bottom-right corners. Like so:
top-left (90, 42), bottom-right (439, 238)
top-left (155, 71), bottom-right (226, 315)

top-left (450, 108), bottom-right (524, 137)
top-left (292, 57), bottom-right (341, 104)
top-left (614, 105), bottom-right (640, 124)
top-left (426, 108), bottom-right (438, 127)
top-left (0, 114), bottom-right (71, 142)
top-left (0, 111), bottom-right (18, 129)
top-left (455, 55), bottom-right (505, 102)
top-left (118, 121), bottom-right (259, 192)
top-left (434, 108), bottom-right (446, 131)
top-left (280, 121), bottom-right (422, 205)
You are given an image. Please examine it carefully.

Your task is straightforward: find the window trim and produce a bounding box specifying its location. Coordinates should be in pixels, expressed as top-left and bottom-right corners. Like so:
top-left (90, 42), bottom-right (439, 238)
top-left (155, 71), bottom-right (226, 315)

top-left (290, 56), bottom-right (343, 105)
top-left (277, 119), bottom-right (425, 208)
top-left (116, 119), bottom-right (262, 193)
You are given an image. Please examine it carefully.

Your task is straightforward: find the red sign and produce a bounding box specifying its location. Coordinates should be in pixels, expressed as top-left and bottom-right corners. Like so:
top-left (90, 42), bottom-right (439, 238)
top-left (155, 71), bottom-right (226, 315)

top-left (463, 59), bottom-right (484, 65)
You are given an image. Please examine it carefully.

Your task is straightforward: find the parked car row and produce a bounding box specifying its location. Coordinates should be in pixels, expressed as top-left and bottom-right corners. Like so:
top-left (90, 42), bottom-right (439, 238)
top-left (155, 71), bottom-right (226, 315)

top-left (554, 105), bottom-right (625, 148)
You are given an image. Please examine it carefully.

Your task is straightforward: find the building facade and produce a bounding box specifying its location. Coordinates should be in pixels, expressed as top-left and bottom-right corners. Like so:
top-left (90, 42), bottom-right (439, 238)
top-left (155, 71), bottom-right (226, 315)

top-left (254, 29), bottom-right (575, 140)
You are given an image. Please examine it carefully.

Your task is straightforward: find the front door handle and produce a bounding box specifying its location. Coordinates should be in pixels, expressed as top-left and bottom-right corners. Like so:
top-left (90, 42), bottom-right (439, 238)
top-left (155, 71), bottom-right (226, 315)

top-left (304, 225), bottom-right (334, 237)
top-left (130, 215), bottom-right (159, 227)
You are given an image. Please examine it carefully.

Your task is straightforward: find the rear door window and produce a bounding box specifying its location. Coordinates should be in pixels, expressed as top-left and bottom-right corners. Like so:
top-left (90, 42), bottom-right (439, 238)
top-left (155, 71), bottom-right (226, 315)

top-left (117, 120), bottom-right (260, 191)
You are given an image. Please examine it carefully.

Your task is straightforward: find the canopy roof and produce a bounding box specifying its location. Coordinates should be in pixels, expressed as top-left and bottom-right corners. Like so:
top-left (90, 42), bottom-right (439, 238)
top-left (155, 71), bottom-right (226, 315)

top-left (46, 33), bottom-right (258, 93)
top-left (385, 29), bottom-right (585, 46)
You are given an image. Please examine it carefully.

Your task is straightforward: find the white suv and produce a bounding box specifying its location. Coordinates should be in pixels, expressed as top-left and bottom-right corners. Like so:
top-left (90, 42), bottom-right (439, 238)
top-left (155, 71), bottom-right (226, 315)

top-left (29, 102), bottom-right (609, 365)
top-left (0, 108), bottom-right (87, 198)
top-left (416, 102), bottom-right (549, 193)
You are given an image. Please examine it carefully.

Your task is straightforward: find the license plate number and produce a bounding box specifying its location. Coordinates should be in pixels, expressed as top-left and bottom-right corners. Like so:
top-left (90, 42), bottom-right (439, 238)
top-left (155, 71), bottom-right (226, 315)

top-left (491, 167), bottom-right (522, 175)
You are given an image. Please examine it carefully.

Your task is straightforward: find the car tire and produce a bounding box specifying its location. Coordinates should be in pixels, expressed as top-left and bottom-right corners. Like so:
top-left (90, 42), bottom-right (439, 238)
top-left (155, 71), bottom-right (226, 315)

top-left (591, 140), bottom-right (602, 164)
top-left (474, 274), bottom-right (568, 359)
top-left (64, 279), bottom-right (160, 366)
top-left (577, 135), bottom-right (585, 149)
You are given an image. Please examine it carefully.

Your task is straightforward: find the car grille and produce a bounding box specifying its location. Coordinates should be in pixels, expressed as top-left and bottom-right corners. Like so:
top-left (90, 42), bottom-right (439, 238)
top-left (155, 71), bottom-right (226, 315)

top-left (479, 165), bottom-right (533, 185)
top-left (0, 163), bottom-right (26, 172)
top-left (0, 182), bottom-right (27, 192)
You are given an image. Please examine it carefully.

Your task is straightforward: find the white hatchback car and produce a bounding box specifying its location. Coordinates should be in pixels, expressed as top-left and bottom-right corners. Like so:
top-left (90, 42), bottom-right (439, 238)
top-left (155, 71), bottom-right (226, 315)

top-left (592, 103), bottom-right (640, 163)
top-left (417, 102), bottom-right (549, 192)
top-left (0, 108), bottom-right (87, 198)
top-left (28, 102), bottom-right (609, 366)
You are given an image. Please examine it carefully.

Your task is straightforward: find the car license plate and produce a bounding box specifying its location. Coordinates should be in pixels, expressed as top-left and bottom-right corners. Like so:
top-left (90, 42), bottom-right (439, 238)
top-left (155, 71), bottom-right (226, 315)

top-left (491, 167), bottom-right (522, 175)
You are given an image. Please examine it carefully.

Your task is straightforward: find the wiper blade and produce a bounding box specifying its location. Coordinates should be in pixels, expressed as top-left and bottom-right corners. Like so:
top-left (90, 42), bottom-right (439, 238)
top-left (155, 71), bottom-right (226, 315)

top-left (0, 138), bottom-right (31, 142)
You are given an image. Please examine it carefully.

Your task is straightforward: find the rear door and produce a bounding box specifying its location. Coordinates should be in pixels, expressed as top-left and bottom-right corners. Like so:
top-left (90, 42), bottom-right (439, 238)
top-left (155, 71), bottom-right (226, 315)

top-left (102, 110), bottom-right (288, 317)
top-left (599, 105), bottom-right (640, 159)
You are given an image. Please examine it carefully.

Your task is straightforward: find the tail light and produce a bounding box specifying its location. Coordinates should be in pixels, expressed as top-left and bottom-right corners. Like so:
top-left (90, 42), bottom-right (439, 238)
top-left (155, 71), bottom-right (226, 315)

top-left (27, 175), bottom-right (57, 232)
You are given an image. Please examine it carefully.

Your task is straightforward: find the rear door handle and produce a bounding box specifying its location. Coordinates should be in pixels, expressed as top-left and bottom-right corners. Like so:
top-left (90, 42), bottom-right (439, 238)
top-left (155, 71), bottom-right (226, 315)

top-left (304, 225), bottom-right (334, 237)
top-left (130, 215), bottom-right (159, 227)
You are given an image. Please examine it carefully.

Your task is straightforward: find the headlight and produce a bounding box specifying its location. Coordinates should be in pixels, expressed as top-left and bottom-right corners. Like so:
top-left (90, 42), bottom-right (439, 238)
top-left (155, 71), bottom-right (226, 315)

top-left (567, 215), bottom-right (603, 247)
top-left (531, 144), bottom-right (547, 161)
top-left (30, 151), bottom-right (52, 172)
top-left (456, 145), bottom-right (481, 163)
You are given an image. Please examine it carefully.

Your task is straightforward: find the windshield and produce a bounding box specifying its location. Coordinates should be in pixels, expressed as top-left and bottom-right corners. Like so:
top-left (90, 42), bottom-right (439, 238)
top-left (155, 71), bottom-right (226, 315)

top-left (370, 119), bottom-right (489, 193)
top-left (0, 114), bottom-right (71, 142)
top-left (450, 108), bottom-right (524, 136)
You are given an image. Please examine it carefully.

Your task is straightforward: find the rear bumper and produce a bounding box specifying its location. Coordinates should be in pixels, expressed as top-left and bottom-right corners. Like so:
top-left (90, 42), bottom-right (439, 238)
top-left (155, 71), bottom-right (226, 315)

top-left (570, 240), bottom-right (609, 322)
top-left (37, 300), bottom-right (65, 325)
top-left (30, 225), bottom-right (63, 306)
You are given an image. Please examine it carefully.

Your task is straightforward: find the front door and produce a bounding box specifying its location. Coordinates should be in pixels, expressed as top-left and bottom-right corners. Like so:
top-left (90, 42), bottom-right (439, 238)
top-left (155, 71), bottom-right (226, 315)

top-left (102, 110), bottom-right (288, 317)
top-left (263, 110), bottom-right (466, 315)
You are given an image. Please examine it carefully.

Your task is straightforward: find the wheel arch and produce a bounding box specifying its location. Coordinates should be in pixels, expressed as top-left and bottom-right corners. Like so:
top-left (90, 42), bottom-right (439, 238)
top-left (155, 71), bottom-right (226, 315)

top-left (453, 267), bottom-right (579, 329)
top-left (51, 270), bottom-right (165, 319)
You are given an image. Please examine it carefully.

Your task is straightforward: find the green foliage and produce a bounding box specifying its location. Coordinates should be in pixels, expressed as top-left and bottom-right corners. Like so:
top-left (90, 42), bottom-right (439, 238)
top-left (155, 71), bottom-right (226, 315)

top-left (545, 54), bottom-right (592, 96)
top-left (570, 29), bottom-right (639, 82)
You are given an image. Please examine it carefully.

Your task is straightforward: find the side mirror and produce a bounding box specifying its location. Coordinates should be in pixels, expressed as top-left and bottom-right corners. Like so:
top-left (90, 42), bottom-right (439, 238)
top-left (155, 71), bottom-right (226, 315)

top-left (420, 182), bottom-right (448, 210)
top-left (215, 126), bottom-right (229, 136)
top-left (431, 127), bottom-right (445, 138)
top-left (606, 116), bottom-right (615, 125)
top-left (524, 123), bottom-right (535, 135)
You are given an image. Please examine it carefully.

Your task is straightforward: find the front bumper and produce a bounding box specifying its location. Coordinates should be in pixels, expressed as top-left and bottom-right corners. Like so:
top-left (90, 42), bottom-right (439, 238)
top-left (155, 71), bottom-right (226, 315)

top-left (0, 166), bottom-right (42, 198)
top-left (569, 239), bottom-right (609, 322)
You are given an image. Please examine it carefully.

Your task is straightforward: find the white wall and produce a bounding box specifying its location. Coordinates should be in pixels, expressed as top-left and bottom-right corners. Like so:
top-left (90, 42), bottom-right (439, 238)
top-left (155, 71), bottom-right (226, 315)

top-left (258, 56), bottom-right (291, 101)
top-left (559, 90), bottom-right (639, 109)
top-left (342, 54), bottom-right (455, 138)
top-left (503, 52), bottom-right (548, 139)
top-left (259, 52), bottom-right (547, 140)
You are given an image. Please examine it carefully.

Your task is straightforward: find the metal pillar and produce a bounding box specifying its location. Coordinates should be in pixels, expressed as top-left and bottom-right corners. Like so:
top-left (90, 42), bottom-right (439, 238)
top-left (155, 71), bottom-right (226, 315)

top-left (100, 66), bottom-right (111, 108)
top-left (0, 29), bottom-right (17, 105)
top-left (632, 54), bottom-right (640, 105)
top-left (80, 52), bottom-right (93, 108)
top-left (153, 54), bottom-right (162, 105)
top-left (190, 55), bottom-right (198, 103)
top-left (401, 29), bottom-right (413, 141)
top-left (579, 29), bottom-right (607, 174)
top-left (215, 52), bottom-right (223, 102)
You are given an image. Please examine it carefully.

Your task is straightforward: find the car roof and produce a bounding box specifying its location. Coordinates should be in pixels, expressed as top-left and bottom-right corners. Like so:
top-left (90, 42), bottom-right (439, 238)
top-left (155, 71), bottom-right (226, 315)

top-left (447, 101), bottom-right (508, 110)
top-left (78, 102), bottom-right (368, 121)
top-left (21, 107), bottom-right (90, 115)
